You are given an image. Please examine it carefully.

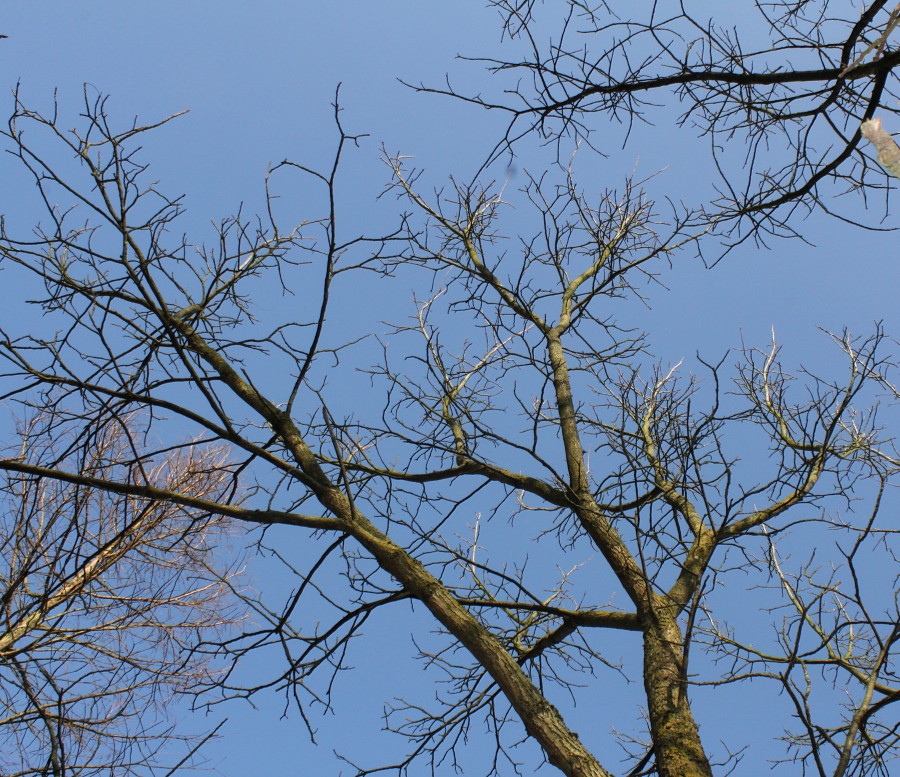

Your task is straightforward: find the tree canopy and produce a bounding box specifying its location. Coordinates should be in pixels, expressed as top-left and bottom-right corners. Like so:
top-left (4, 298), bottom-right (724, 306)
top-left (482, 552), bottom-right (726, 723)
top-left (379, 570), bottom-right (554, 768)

top-left (2, 2), bottom-right (900, 776)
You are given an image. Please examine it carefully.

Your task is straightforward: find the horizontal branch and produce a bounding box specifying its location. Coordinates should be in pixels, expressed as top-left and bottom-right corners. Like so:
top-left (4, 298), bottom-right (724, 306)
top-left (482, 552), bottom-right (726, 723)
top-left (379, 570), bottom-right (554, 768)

top-left (0, 459), bottom-right (344, 531)
top-left (533, 52), bottom-right (900, 115)
top-left (460, 598), bottom-right (641, 631)
top-left (333, 458), bottom-right (576, 509)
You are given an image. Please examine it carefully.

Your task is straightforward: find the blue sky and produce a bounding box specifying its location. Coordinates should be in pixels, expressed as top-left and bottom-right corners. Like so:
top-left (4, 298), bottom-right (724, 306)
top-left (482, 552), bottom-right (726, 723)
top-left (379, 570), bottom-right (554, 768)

top-left (2, 2), bottom-right (899, 775)
top-left (3, 2), bottom-right (894, 353)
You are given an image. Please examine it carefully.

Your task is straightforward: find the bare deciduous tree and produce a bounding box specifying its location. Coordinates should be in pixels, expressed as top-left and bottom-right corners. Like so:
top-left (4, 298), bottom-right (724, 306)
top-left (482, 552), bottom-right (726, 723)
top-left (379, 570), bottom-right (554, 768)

top-left (0, 413), bottom-right (242, 776)
top-left (1, 3), bottom-right (900, 775)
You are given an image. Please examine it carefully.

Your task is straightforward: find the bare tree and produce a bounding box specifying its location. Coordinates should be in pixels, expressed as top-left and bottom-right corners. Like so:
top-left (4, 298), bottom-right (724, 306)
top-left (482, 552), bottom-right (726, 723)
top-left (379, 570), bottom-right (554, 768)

top-left (426, 0), bottom-right (900, 243)
top-left (0, 3), bottom-right (899, 774)
top-left (0, 412), bottom-right (242, 776)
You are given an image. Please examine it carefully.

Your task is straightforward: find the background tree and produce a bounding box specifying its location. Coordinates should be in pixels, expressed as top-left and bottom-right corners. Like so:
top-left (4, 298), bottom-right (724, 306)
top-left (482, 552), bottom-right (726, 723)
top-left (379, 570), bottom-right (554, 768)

top-left (0, 412), bottom-right (242, 777)
top-left (1, 2), bottom-right (900, 776)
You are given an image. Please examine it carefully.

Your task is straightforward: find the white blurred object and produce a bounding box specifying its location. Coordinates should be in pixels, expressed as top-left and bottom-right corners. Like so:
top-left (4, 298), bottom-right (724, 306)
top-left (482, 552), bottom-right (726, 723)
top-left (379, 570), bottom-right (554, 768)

top-left (860, 116), bottom-right (900, 179)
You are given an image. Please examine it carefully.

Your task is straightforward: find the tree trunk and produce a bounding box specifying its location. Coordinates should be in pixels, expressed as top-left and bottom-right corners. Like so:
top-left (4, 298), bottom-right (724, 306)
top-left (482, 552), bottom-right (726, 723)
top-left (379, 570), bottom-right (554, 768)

top-left (643, 612), bottom-right (713, 777)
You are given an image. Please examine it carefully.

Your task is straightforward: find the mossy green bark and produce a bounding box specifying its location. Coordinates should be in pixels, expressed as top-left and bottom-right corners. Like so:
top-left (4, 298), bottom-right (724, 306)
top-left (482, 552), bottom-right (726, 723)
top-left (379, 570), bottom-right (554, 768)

top-left (643, 612), bottom-right (714, 777)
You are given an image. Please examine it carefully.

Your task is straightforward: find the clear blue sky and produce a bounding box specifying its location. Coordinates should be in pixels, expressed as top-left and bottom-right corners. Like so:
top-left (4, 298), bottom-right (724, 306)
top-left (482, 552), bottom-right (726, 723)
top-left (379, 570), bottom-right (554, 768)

top-left (1, 3), bottom-right (898, 775)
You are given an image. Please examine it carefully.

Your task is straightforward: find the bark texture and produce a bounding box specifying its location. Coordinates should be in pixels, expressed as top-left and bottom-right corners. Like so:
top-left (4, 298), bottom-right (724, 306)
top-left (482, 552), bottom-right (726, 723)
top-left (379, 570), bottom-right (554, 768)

top-left (643, 611), bottom-right (714, 777)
